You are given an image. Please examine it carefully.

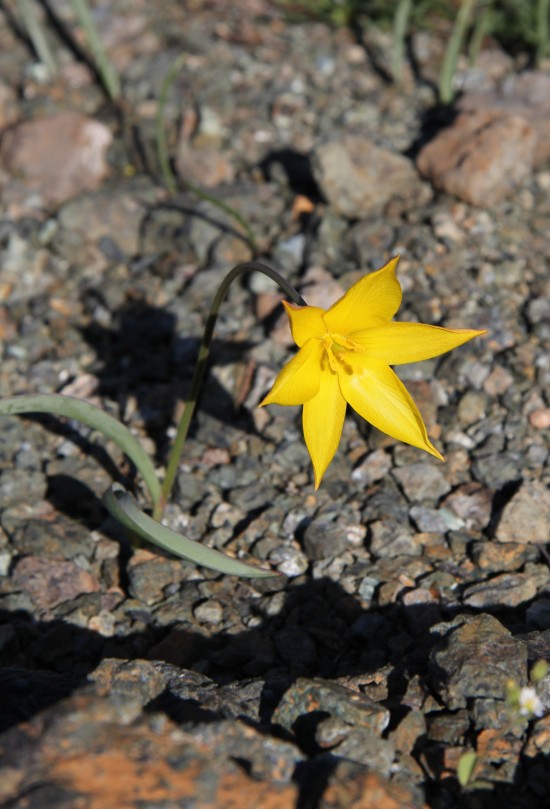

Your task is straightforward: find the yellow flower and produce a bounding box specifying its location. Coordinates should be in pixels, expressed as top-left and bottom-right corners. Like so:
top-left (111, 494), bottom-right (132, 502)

top-left (261, 256), bottom-right (486, 488)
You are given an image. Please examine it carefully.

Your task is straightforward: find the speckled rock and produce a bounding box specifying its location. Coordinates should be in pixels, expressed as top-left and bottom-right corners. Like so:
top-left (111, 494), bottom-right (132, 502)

top-left (0, 692), bottom-right (300, 809)
top-left (313, 135), bottom-right (429, 218)
top-left (273, 678), bottom-right (390, 738)
top-left (429, 614), bottom-right (528, 709)
top-left (463, 572), bottom-right (538, 609)
top-left (0, 7), bottom-right (549, 808)
top-left (392, 462), bottom-right (451, 502)
top-left (318, 759), bottom-right (428, 809)
top-left (11, 556), bottom-right (100, 611)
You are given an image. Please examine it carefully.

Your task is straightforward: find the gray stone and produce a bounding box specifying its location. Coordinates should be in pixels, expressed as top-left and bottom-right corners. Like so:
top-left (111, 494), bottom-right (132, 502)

top-left (472, 452), bottom-right (524, 489)
top-left (0, 469), bottom-right (47, 508)
top-left (90, 658), bottom-right (167, 705)
top-left (369, 519), bottom-right (420, 558)
top-left (193, 599), bottom-right (224, 624)
top-left (409, 506), bottom-right (462, 533)
top-left (303, 515), bottom-right (349, 560)
top-left (442, 483), bottom-right (493, 532)
top-left (313, 135), bottom-right (427, 218)
top-left (269, 544), bottom-right (309, 577)
top-left (273, 678), bottom-right (390, 736)
top-left (351, 449), bottom-right (392, 486)
top-left (392, 462), bottom-right (451, 502)
top-left (186, 718), bottom-right (304, 783)
top-left (463, 573), bottom-right (537, 609)
top-left (426, 710), bottom-right (469, 744)
top-left (430, 614), bottom-right (528, 709)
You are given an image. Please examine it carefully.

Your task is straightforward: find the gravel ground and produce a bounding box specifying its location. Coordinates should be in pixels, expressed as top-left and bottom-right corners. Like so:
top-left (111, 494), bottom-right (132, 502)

top-left (0, 2), bottom-right (549, 808)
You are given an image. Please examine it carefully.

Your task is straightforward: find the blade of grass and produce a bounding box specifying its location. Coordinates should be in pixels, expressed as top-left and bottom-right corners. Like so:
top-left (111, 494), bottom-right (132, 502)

top-left (536, 0), bottom-right (550, 66)
top-left (69, 0), bottom-right (120, 100)
top-left (156, 53), bottom-right (187, 195)
top-left (19, 0), bottom-right (57, 75)
top-left (439, 0), bottom-right (476, 104)
top-left (468, 2), bottom-right (492, 66)
top-left (392, 0), bottom-right (412, 84)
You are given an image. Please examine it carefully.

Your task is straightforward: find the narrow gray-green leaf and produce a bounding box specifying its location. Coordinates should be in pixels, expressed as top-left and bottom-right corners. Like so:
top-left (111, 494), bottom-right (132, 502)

top-left (103, 484), bottom-right (276, 578)
top-left (0, 394), bottom-right (161, 507)
top-left (457, 751), bottom-right (478, 787)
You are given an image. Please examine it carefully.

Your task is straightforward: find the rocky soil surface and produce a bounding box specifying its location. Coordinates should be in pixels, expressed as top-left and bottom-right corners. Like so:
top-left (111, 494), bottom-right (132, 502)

top-left (0, 1), bottom-right (549, 807)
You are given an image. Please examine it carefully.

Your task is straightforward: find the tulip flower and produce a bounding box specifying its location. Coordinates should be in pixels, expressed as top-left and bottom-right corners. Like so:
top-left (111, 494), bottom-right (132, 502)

top-left (261, 256), bottom-right (486, 488)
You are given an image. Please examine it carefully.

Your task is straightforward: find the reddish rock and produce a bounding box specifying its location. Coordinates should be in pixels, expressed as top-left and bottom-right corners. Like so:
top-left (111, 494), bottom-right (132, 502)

top-left (0, 80), bottom-right (18, 129)
top-left (319, 763), bottom-right (428, 809)
top-left (0, 694), bottom-right (299, 809)
top-left (176, 143), bottom-right (236, 187)
top-left (461, 70), bottom-right (550, 167)
top-left (529, 408), bottom-right (550, 429)
top-left (483, 364), bottom-right (514, 396)
top-left (472, 541), bottom-right (531, 573)
top-left (12, 556), bottom-right (100, 610)
top-left (525, 714), bottom-right (550, 757)
top-left (0, 111), bottom-right (112, 207)
top-left (496, 480), bottom-right (550, 544)
top-left (416, 109), bottom-right (536, 206)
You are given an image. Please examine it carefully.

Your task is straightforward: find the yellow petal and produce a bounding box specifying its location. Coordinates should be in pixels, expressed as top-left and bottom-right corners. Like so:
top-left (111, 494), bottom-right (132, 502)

top-left (351, 322), bottom-right (488, 364)
top-left (283, 301), bottom-right (327, 347)
top-left (324, 256), bottom-right (402, 334)
top-left (303, 367), bottom-right (347, 488)
top-left (260, 338), bottom-right (322, 406)
top-left (338, 358), bottom-right (443, 460)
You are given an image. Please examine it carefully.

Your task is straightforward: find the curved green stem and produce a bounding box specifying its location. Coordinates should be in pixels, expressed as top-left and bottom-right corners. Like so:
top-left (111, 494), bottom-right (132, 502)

top-left (156, 53), bottom-right (187, 195)
top-left (157, 261), bottom-right (305, 518)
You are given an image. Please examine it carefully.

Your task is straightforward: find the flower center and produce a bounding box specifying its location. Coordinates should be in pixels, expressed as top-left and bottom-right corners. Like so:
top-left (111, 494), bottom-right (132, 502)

top-left (321, 333), bottom-right (361, 373)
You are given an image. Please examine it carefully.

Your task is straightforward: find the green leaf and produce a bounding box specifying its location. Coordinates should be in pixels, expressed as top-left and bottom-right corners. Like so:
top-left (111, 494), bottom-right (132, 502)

top-left (103, 484), bottom-right (277, 578)
top-left (0, 394), bottom-right (161, 507)
top-left (457, 751), bottom-right (478, 787)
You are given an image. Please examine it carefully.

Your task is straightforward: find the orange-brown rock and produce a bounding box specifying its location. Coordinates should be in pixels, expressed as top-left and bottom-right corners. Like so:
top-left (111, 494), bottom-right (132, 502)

top-left (417, 109), bottom-right (535, 206)
top-left (1, 111), bottom-right (112, 207)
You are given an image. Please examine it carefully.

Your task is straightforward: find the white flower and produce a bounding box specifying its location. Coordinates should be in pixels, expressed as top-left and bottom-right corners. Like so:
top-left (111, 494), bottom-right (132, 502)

top-left (518, 686), bottom-right (545, 718)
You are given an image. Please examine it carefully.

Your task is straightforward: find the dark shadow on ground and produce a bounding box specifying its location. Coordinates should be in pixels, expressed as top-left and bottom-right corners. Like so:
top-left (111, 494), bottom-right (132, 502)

top-left (403, 102), bottom-right (460, 161)
top-left (259, 149), bottom-right (322, 201)
top-left (1, 575), bottom-right (549, 809)
top-left (78, 296), bottom-right (259, 462)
